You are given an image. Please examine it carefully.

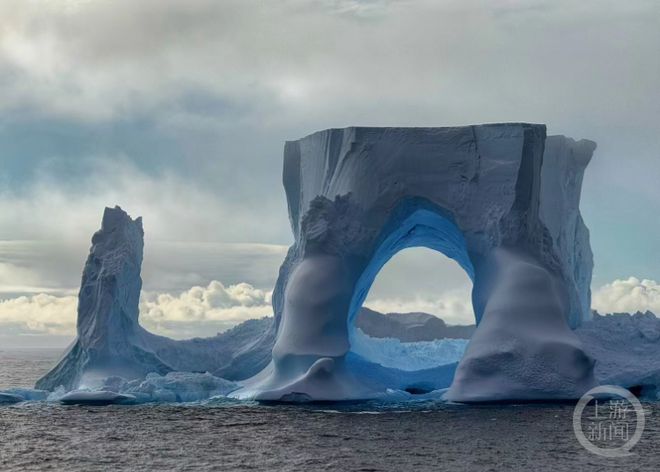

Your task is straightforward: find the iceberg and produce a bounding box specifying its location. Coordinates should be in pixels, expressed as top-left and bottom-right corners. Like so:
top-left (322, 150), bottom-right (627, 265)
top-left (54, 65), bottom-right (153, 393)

top-left (34, 204), bottom-right (468, 395)
top-left (36, 207), bottom-right (274, 391)
top-left (59, 391), bottom-right (137, 406)
top-left (38, 123), bottom-right (607, 404)
top-left (0, 388), bottom-right (49, 401)
top-left (118, 372), bottom-right (238, 403)
top-left (237, 124), bottom-right (598, 402)
top-left (0, 392), bottom-right (24, 404)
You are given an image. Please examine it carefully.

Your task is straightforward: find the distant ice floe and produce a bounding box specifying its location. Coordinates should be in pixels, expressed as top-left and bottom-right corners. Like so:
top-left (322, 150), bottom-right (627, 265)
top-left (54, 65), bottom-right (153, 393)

top-left (350, 329), bottom-right (468, 372)
top-left (0, 392), bottom-right (25, 404)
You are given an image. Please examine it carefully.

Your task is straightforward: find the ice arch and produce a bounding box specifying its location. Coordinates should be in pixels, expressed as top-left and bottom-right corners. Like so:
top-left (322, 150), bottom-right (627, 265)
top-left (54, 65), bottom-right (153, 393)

top-left (345, 200), bottom-right (475, 370)
top-left (236, 124), bottom-right (598, 402)
top-left (349, 217), bottom-right (474, 373)
top-left (346, 200), bottom-right (474, 329)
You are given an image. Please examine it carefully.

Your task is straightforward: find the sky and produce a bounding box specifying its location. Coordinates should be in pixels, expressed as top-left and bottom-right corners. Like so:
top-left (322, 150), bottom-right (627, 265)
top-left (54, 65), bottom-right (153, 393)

top-left (0, 0), bottom-right (659, 346)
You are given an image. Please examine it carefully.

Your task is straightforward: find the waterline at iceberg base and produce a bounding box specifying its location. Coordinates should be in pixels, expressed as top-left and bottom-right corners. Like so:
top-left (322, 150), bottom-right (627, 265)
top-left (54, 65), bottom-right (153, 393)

top-left (22, 123), bottom-right (660, 405)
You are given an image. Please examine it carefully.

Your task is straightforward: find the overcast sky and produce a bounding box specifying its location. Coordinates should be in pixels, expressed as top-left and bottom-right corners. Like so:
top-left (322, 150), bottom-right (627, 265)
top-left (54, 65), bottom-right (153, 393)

top-left (1, 0), bottom-right (659, 346)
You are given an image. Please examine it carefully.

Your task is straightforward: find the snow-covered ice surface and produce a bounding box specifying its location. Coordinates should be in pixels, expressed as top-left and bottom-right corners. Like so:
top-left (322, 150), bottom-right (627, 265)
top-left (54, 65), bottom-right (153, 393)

top-left (576, 311), bottom-right (660, 398)
top-left (55, 372), bottom-right (239, 404)
top-left (6, 312), bottom-right (660, 405)
top-left (239, 124), bottom-right (598, 402)
top-left (446, 247), bottom-right (595, 402)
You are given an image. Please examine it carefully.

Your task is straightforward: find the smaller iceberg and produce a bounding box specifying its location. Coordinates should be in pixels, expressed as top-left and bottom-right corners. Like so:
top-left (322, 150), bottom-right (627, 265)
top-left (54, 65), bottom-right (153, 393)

top-left (59, 391), bottom-right (137, 406)
top-left (1, 388), bottom-right (49, 401)
top-left (119, 372), bottom-right (238, 403)
top-left (52, 372), bottom-right (239, 405)
top-left (0, 392), bottom-right (24, 404)
top-left (36, 206), bottom-right (275, 392)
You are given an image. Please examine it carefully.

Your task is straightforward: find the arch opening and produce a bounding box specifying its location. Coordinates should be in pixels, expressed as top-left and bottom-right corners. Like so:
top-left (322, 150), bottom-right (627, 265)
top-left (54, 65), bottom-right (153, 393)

top-left (346, 203), bottom-right (475, 331)
top-left (352, 247), bottom-right (475, 373)
top-left (345, 205), bottom-right (477, 387)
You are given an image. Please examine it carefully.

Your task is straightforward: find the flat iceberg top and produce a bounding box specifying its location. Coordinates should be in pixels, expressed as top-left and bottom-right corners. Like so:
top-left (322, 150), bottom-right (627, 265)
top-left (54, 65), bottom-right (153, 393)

top-left (288, 124), bottom-right (593, 159)
top-left (289, 122), bottom-right (545, 141)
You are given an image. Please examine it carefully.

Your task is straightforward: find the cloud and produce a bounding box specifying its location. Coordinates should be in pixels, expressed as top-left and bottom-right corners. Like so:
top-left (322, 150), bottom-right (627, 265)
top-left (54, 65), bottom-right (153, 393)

top-left (0, 280), bottom-right (272, 339)
top-left (2, 276), bottom-right (659, 341)
top-left (0, 261), bottom-right (54, 294)
top-left (367, 276), bottom-right (660, 324)
top-left (0, 0), bottom-right (659, 291)
top-left (0, 293), bottom-right (78, 335)
top-left (592, 277), bottom-right (660, 315)
top-left (362, 246), bottom-right (475, 324)
top-left (0, 278), bottom-right (473, 339)
top-left (139, 281), bottom-right (273, 337)
top-left (0, 0), bottom-right (659, 339)
top-left (364, 288), bottom-right (475, 326)
top-left (0, 240), bottom-right (286, 299)
top-left (364, 247), bottom-right (472, 300)
top-left (0, 157), bottom-right (288, 244)
top-left (0, 155), bottom-right (290, 314)
top-left (1, 0), bottom-right (658, 130)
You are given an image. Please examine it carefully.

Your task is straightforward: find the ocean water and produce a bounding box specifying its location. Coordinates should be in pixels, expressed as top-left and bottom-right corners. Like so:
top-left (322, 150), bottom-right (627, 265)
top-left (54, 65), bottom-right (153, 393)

top-left (1, 349), bottom-right (659, 472)
top-left (0, 348), bottom-right (64, 390)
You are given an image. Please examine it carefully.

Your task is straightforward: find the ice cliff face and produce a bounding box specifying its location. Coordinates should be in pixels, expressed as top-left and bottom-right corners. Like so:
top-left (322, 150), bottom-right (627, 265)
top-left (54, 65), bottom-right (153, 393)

top-left (238, 124), bottom-right (598, 402)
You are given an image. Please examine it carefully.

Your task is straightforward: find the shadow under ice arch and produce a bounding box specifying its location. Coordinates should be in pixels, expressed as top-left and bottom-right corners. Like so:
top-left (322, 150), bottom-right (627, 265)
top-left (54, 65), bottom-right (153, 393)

top-left (236, 123), bottom-right (598, 402)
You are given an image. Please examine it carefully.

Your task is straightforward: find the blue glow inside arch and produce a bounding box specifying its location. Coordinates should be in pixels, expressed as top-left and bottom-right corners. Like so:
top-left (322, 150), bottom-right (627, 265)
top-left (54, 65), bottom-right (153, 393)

top-left (346, 198), bottom-right (476, 354)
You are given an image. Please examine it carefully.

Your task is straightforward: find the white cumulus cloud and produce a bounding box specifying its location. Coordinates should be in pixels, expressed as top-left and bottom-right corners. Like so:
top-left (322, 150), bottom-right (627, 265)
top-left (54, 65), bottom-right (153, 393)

top-left (139, 281), bottom-right (272, 338)
top-left (365, 288), bottom-right (475, 326)
top-left (0, 280), bottom-right (272, 339)
top-left (2, 277), bottom-right (659, 341)
top-left (592, 277), bottom-right (660, 315)
top-left (0, 293), bottom-right (78, 335)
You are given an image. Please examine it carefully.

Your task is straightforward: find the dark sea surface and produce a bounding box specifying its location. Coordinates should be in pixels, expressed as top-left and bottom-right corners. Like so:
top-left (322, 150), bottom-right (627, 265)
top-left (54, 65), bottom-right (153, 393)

top-left (1, 349), bottom-right (658, 472)
top-left (0, 348), bottom-right (64, 390)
